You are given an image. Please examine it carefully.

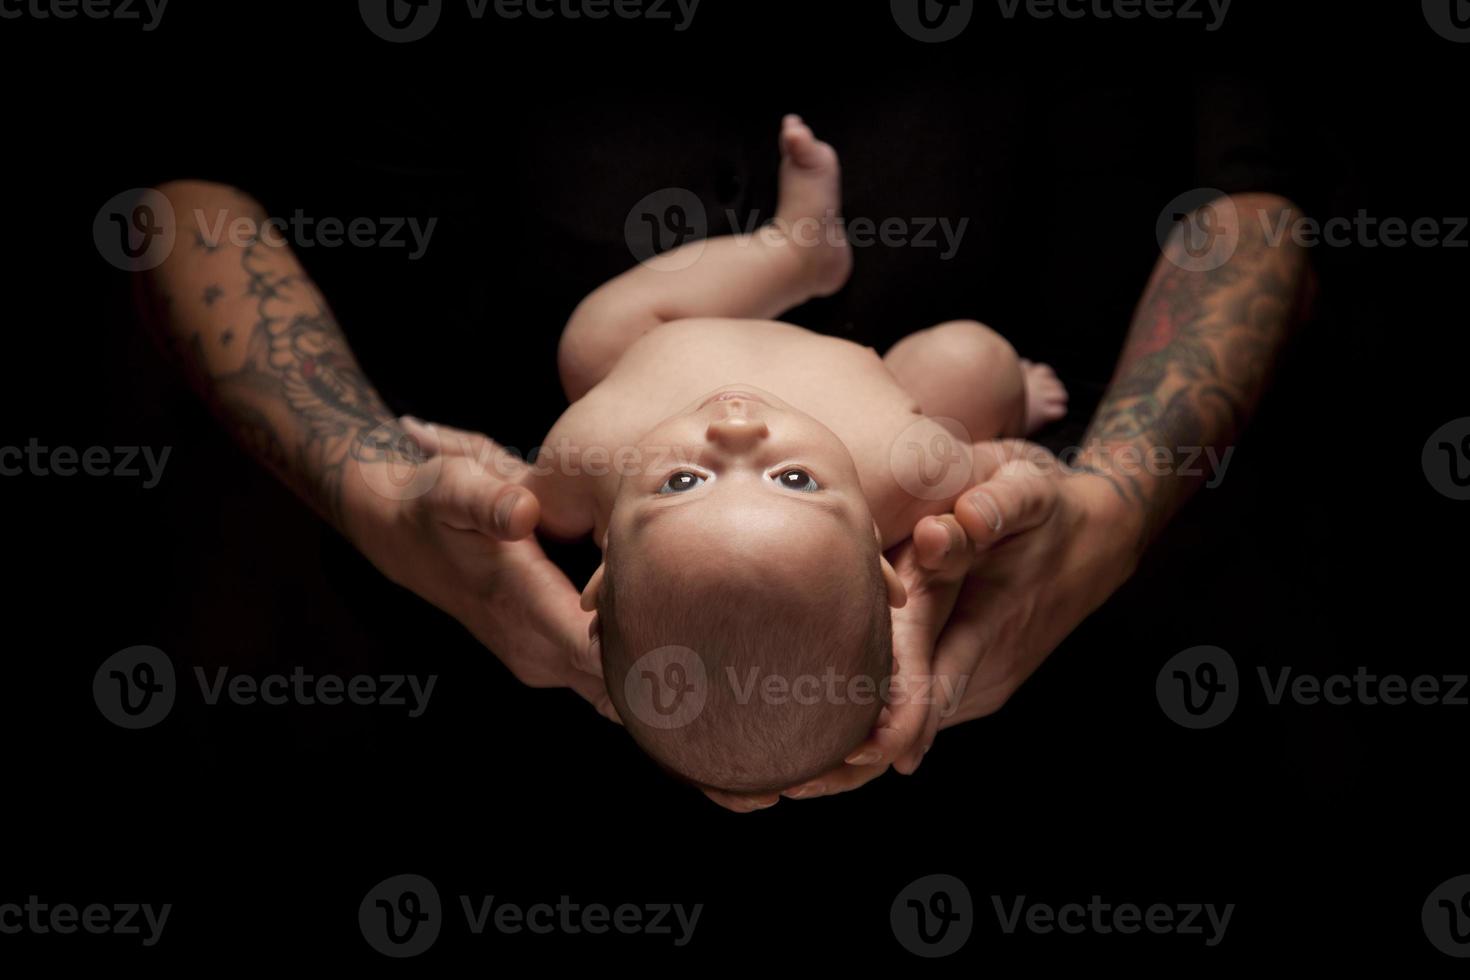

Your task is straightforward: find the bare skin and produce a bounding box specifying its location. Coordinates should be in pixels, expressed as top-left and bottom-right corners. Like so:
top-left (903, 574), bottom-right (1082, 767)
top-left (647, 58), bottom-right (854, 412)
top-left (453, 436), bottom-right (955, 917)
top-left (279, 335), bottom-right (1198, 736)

top-left (533, 116), bottom-right (1068, 802)
top-left (136, 181), bottom-right (612, 716)
top-left (758, 191), bottom-right (1315, 811)
top-left (533, 116), bottom-right (1064, 551)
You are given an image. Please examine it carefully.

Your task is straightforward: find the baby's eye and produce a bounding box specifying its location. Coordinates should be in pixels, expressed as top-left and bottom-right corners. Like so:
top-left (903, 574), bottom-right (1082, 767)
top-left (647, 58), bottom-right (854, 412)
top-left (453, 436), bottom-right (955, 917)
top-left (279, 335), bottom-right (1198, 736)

top-left (658, 471), bottom-right (706, 494)
top-left (774, 468), bottom-right (820, 492)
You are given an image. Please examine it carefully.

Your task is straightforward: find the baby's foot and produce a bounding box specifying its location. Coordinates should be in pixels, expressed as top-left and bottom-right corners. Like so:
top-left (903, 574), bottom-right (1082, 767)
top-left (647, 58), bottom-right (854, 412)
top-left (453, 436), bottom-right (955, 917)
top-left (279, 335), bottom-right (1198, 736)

top-left (776, 114), bottom-right (852, 297)
top-left (1021, 359), bottom-right (1068, 434)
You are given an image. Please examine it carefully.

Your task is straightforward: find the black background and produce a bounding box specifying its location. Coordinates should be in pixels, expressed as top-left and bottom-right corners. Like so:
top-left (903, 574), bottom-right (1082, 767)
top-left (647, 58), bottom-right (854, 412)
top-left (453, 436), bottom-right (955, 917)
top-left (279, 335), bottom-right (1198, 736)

top-left (2, 0), bottom-right (1466, 968)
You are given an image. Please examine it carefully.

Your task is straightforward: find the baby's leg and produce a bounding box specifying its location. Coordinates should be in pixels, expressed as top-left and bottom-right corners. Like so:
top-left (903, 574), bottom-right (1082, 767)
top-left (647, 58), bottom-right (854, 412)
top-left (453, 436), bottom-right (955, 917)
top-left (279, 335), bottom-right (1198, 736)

top-left (558, 115), bottom-right (852, 401)
top-left (884, 320), bottom-right (1068, 439)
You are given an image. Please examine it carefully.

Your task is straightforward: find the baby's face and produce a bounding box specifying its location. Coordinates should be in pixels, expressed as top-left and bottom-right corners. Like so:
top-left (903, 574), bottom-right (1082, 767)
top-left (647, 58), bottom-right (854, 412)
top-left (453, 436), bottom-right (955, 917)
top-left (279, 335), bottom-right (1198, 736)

top-left (609, 384), bottom-right (875, 581)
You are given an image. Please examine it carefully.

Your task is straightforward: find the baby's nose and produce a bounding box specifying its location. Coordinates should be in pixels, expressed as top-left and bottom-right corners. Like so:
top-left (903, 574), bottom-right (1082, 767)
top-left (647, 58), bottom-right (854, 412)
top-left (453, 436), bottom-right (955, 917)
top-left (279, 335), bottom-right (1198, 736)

top-left (706, 411), bottom-right (769, 449)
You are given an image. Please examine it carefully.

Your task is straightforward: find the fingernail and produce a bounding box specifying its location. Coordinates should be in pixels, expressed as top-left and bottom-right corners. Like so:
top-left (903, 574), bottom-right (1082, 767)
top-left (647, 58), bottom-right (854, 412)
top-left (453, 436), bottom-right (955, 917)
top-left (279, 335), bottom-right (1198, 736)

top-left (751, 798), bottom-right (780, 809)
top-left (970, 490), bottom-right (1002, 532)
top-left (845, 749), bottom-right (880, 766)
top-left (494, 490), bottom-right (522, 534)
top-left (782, 786), bottom-right (820, 800)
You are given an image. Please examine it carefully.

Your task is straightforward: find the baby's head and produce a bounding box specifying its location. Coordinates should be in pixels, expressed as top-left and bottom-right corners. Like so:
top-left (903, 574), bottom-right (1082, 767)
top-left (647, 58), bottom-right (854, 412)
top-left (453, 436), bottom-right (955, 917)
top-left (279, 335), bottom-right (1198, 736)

top-left (584, 385), bottom-right (905, 794)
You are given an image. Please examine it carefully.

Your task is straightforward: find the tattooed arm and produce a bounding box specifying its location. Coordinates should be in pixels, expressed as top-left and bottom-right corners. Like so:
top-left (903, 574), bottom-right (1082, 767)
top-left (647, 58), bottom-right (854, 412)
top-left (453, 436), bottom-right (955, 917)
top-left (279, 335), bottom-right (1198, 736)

top-left (135, 181), bottom-right (413, 530)
top-left (769, 194), bottom-right (1313, 805)
top-left (1078, 192), bottom-right (1314, 552)
top-left (136, 180), bottom-right (614, 716)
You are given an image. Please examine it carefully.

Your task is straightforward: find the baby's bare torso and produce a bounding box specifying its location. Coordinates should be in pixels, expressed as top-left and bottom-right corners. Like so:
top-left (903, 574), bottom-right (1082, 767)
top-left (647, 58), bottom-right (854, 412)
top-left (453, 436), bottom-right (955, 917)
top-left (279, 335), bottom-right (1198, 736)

top-left (532, 318), bottom-right (970, 546)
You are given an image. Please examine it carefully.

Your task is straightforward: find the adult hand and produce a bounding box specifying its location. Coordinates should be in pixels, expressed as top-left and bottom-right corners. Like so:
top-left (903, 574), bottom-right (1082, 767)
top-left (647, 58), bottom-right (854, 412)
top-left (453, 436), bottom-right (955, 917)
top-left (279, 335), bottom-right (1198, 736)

top-left (699, 514), bottom-right (974, 812)
top-left (751, 439), bottom-right (1143, 807)
top-left (340, 416), bottom-right (618, 722)
top-left (887, 439), bottom-right (1142, 770)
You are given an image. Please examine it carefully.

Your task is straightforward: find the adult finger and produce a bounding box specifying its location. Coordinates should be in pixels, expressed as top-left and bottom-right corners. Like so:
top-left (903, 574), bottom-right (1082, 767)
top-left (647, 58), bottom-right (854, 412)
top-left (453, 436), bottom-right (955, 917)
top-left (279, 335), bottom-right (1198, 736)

top-left (701, 787), bottom-right (780, 813)
top-left (953, 460), bottom-right (1060, 552)
top-left (911, 513), bottom-right (973, 578)
top-left (429, 455), bottom-right (540, 541)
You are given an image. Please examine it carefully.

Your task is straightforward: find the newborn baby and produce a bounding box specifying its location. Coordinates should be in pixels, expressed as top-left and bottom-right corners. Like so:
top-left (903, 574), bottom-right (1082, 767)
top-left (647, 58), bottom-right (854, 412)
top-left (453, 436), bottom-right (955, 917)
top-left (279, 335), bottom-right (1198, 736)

top-left (526, 116), bottom-right (1066, 793)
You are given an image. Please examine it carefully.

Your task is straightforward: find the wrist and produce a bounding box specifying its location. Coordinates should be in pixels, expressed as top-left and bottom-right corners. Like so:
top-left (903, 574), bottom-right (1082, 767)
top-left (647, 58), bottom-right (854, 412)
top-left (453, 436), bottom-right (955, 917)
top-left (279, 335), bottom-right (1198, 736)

top-left (336, 440), bottom-right (422, 555)
top-left (1066, 457), bottom-right (1149, 575)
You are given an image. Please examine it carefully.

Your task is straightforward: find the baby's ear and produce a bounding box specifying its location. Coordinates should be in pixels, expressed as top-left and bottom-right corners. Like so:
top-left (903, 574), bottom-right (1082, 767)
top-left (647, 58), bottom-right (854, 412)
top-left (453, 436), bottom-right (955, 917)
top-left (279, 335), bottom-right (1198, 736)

top-left (880, 555), bottom-right (908, 609)
top-left (579, 563), bottom-right (607, 612)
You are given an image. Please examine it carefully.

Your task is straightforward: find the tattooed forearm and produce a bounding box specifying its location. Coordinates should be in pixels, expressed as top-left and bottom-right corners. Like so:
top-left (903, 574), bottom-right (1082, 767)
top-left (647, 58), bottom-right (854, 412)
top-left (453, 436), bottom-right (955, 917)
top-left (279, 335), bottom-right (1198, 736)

top-left (138, 181), bottom-right (420, 529)
top-left (1079, 193), bottom-right (1311, 551)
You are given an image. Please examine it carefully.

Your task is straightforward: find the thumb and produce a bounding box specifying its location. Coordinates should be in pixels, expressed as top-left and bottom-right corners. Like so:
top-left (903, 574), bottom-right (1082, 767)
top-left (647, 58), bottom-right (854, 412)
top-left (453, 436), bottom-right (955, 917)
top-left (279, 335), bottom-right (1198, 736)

top-left (953, 453), bottom-right (1060, 551)
top-left (431, 455), bottom-right (541, 541)
top-left (911, 513), bottom-right (973, 579)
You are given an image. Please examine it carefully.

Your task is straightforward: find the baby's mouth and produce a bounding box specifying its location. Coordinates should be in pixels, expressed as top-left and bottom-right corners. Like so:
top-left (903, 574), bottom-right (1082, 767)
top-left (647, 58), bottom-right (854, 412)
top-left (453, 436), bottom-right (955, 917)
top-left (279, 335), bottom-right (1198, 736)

top-left (698, 388), bottom-right (768, 409)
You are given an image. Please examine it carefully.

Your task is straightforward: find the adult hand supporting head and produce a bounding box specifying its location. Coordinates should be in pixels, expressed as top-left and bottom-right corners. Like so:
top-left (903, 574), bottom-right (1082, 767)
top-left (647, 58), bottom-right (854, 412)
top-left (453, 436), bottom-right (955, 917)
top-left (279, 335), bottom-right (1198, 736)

top-left (341, 415), bottom-right (619, 723)
top-left (699, 492), bottom-right (977, 811)
top-left (886, 439), bottom-right (1143, 770)
top-left (754, 439), bottom-right (1144, 807)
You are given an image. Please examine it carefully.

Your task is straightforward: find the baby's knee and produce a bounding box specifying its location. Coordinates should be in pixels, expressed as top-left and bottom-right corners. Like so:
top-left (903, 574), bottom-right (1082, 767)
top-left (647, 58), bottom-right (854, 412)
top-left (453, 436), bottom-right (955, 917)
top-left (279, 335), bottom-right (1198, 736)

top-left (923, 320), bottom-right (1018, 379)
